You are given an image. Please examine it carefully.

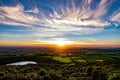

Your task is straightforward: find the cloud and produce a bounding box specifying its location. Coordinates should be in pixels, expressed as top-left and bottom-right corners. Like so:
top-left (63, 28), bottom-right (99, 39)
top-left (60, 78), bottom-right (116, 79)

top-left (93, 0), bottom-right (109, 19)
top-left (110, 8), bottom-right (120, 23)
top-left (0, 5), bottom-right (39, 27)
top-left (0, 0), bottom-right (112, 28)
top-left (25, 7), bottom-right (39, 14)
top-left (0, 0), bottom-right (120, 42)
top-left (45, 19), bottom-right (109, 27)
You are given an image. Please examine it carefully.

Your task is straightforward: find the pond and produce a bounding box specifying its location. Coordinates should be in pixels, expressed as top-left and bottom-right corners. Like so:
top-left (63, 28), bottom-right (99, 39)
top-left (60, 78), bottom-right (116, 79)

top-left (6, 61), bottom-right (37, 66)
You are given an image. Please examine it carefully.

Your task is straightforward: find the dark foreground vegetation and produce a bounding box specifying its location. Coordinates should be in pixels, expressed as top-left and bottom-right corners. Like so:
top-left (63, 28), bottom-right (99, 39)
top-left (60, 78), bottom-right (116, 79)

top-left (0, 47), bottom-right (120, 80)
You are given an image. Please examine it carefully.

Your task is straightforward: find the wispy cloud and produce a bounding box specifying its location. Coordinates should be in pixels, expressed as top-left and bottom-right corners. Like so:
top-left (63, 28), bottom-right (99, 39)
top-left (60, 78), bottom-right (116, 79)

top-left (0, 0), bottom-right (120, 42)
top-left (25, 7), bottom-right (39, 14)
top-left (0, 5), bottom-right (39, 27)
top-left (110, 8), bottom-right (120, 23)
top-left (93, 0), bottom-right (110, 19)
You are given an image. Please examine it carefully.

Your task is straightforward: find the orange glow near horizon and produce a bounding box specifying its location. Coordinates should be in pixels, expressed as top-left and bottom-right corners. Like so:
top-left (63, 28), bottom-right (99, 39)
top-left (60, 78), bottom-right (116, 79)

top-left (0, 40), bottom-right (120, 47)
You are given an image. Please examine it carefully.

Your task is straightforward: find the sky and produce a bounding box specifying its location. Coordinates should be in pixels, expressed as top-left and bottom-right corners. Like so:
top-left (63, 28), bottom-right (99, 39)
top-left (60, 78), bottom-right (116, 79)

top-left (0, 0), bottom-right (120, 47)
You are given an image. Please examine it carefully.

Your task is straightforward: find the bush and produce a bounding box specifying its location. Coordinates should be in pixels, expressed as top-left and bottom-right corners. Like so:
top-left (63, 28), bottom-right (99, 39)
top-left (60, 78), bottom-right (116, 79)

top-left (43, 75), bottom-right (51, 80)
top-left (108, 74), bottom-right (120, 80)
top-left (39, 69), bottom-right (47, 76)
top-left (49, 72), bottom-right (63, 80)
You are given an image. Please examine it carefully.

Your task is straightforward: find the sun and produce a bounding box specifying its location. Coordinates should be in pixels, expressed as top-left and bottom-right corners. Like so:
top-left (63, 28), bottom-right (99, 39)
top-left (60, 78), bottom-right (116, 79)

top-left (56, 41), bottom-right (66, 46)
top-left (53, 40), bottom-right (73, 47)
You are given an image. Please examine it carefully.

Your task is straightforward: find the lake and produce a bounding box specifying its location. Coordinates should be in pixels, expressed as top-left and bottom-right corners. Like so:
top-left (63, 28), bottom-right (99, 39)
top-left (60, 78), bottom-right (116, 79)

top-left (6, 61), bottom-right (37, 66)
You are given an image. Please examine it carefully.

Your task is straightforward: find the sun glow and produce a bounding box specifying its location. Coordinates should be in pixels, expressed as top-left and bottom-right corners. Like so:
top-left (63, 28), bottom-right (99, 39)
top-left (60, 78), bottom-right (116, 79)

top-left (53, 40), bottom-right (74, 46)
top-left (55, 41), bottom-right (66, 46)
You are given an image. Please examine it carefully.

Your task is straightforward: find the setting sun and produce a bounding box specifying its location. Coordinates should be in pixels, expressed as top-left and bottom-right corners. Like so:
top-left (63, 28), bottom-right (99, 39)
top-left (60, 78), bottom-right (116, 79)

top-left (52, 40), bottom-right (74, 47)
top-left (55, 41), bottom-right (66, 46)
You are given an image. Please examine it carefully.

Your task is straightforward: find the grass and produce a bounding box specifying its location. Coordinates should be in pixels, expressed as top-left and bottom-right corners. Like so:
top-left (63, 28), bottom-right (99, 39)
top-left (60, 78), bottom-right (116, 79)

top-left (82, 56), bottom-right (113, 62)
top-left (51, 56), bottom-right (72, 63)
top-left (74, 59), bottom-right (86, 62)
top-left (43, 54), bottom-right (116, 63)
top-left (71, 55), bottom-right (114, 62)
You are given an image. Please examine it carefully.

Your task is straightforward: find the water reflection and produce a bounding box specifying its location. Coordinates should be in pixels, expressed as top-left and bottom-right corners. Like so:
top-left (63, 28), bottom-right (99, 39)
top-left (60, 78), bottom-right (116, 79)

top-left (6, 61), bottom-right (37, 66)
